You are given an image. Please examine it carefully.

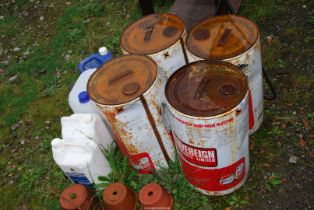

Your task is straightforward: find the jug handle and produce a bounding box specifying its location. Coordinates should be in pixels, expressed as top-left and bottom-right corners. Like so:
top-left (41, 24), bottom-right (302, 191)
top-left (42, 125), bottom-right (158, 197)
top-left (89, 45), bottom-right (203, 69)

top-left (82, 57), bottom-right (103, 70)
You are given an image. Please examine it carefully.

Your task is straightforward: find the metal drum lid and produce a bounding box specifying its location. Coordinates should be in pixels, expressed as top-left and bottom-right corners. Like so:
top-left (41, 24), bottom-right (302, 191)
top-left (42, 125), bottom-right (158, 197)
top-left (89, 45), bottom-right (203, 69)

top-left (165, 60), bottom-right (248, 117)
top-left (121, 13), bottom-right (185, 55)
top-left (186, 15), bottom-right (259, 60)
top-left (87, 55), bottom-right (157, 105)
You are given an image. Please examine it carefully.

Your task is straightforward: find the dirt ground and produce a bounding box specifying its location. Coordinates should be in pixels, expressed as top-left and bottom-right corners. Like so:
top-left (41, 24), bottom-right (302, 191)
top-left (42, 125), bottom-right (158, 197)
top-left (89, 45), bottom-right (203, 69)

top-left (0, 0), bottom-right (313, 209)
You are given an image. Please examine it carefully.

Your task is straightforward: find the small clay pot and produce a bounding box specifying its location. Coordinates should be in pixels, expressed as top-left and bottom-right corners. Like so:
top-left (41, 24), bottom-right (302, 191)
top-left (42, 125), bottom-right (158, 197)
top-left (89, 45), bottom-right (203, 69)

top-left (139, 183), bottom-right (174, 210)
top-left (59, 184), bottom-right (98, 210)
top-left (103, 182), bottom-right (137, 210)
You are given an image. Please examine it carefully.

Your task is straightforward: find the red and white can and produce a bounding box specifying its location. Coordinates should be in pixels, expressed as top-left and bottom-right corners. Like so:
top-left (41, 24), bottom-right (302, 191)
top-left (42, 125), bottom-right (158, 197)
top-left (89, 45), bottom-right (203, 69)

top-left (87, 55), bottom-right (175, 174)
top-left (165, 60), bottom-right (249, 195)
top-left (185, 15), bottom-right (263, 134)
top-left (120, 13), bottom-right (188, 81)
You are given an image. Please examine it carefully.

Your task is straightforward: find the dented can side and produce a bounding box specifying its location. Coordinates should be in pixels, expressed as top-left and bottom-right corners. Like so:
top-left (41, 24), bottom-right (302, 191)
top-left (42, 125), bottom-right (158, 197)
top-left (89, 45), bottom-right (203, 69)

top-left (95, 73), bottom-right (175, 174)
top-left (186, 37), bottom-right (263, 134)
top-left (166, 91), bottom-right (249, 195)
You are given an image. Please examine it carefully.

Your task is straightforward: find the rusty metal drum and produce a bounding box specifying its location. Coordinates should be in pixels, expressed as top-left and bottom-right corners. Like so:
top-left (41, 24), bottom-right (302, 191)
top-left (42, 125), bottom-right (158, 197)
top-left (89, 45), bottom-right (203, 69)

top-left (87, 55), bottom-right (175, 174)
top-left (185, 15), bottom-right (263, 134)
top-left (120, 13), bottom-right (188, 81)
top-left (165, 60), bottom-right (249, 195)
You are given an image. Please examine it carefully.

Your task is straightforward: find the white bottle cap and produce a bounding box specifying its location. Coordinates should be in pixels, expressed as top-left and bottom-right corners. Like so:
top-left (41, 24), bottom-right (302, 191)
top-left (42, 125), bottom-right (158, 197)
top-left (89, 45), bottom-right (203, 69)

top-left (51, 138), bottom-right (63, 150)
top-left (99, 47), bottom-right (108, 55)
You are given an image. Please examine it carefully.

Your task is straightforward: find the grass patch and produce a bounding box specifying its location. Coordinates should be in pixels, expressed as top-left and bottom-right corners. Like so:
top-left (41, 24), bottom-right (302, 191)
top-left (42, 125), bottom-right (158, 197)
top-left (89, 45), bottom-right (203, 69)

top-left (240, 0), bottom-right (282, 22)
top-left (0, 16), bottom-right (19, 36)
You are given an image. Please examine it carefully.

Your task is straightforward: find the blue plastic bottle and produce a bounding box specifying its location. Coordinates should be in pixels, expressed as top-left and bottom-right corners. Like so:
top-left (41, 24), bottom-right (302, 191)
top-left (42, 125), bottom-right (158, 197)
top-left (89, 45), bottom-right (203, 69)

top-left (77, 47), bottom-right (112, 73)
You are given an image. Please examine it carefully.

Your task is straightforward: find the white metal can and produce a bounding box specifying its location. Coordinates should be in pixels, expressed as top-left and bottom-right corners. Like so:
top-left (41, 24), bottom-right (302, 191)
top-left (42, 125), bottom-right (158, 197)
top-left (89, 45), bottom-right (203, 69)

top-left (87, 55), bottom-right (175, 174)
top-left (185, 15), bottom-right (263, 134)
top-left (120, 13), bottom-right (188, 81)
top-left (165, 60), bottom-right (249, 195)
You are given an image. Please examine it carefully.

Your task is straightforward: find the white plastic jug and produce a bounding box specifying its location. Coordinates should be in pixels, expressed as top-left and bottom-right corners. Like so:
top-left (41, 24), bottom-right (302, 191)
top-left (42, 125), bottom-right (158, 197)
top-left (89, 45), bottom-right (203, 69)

top-left (51, 138), bottom-right (112, 187)
top-left (68, 68), bottom-right (102, 117)
top-left (61, 113), bottom-right (113, 149)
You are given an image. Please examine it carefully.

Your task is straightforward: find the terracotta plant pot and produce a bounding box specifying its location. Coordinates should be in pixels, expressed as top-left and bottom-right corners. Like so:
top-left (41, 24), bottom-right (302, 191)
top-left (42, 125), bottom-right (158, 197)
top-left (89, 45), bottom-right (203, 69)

top-left (139, 183), bottom-right (174, 210)
top-left (59, 184), bottom-right (98, 210)
top-left (103, 182), bottom-right (137, 210)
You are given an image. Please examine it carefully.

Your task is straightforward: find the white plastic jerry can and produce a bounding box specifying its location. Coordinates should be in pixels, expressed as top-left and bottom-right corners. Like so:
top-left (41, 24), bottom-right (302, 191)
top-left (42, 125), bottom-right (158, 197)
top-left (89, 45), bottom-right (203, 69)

top-left (51, 138), bottom-right (112, 187)
top-left (68, 68), bottom-right (103, 118)
top-left (61, 113), bottom-right (113, 149)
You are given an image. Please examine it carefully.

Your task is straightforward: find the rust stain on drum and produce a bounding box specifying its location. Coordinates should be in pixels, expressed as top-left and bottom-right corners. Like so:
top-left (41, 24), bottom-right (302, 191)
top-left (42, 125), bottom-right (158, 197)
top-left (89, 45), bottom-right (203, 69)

top-left (163, 26), bottom-right (178, 37)
top-left (102, 107), bottom-right (138, 154)
top-left (193, 29), bottom-right (210, 41)
top-left (125, 143), bottom-right (139, 155)
top-left (140, 95), bottom-right (170, 162)
top-left (165, 60), bottom-right (248, 117)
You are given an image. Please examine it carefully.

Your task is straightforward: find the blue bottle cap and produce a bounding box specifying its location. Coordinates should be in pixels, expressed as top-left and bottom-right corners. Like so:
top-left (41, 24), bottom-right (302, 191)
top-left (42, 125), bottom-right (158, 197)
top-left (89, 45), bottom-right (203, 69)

top-left (78, 91), bottom-right (90, 103)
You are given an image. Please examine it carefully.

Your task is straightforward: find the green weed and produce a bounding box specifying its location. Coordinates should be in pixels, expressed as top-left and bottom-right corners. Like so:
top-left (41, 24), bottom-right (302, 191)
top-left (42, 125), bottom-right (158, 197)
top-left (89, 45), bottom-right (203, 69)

top-left (227, 194), bottom-right (249, 207)
top-left (268, 126), bottom-right (284, 136)
top-left (0, 16), bottom-right (19, 36)
top-left (265, 173), bottom-right (281, 191)
top-left (308, 112), bottom-right (314, 121)
top-left (43, 76), bottom-right (62, 97)
top-left (277, 58), bottom-right (287, 68)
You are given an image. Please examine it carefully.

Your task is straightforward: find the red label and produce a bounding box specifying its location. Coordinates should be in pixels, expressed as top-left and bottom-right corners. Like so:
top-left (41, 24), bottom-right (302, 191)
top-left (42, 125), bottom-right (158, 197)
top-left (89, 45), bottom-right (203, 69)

top-left (248, 90), bottom-right (255, 130)
top-left (180, 156), bottom-right (246, 192)
top-left (175, 137), bottom-right (217, 167)
top-left (129, 152), bottom-right (156, 174)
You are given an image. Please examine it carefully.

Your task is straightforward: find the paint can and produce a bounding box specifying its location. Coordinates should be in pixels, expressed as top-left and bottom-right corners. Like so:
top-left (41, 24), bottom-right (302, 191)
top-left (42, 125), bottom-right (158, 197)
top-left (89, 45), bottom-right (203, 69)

top-left (87, 55), bottom-right (175, 174)
top-left (165, 60), bottom-right (249, 195)
top-left (120, 13), bottom-right (188, 81)
top-left (185, 15), bottom-right (263, 134)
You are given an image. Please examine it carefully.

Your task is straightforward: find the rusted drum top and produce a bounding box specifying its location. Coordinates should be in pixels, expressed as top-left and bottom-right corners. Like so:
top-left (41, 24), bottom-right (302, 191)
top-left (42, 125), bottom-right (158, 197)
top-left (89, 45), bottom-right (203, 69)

top-left (165, 60), bottom-right (248, 117)
top-left (121, 13), bottom-right (185, 55)
top-left (186, 15), bottom-right (259, 60)
top-left (87, 55), bottom-right (157, 105)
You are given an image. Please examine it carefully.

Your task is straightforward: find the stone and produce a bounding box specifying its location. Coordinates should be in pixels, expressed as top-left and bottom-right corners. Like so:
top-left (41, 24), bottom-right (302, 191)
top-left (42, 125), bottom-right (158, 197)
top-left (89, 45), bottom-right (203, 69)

top-left (37, 69), bottom-right (46, 74)
top-left (289, 155), bottom-right (298, 164)
top-left (13, 47), bottom-right (20, 52)
top-left (9, 74), bottom-right (18, 81)
top-left (64, 54), bottom-right (71, 61)
top-left (56, 71), bottom-right (61, 78)
top-left (23, 51), bottom-right (30, 56)
top-left (11, 123), bottom-right (20, 130)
